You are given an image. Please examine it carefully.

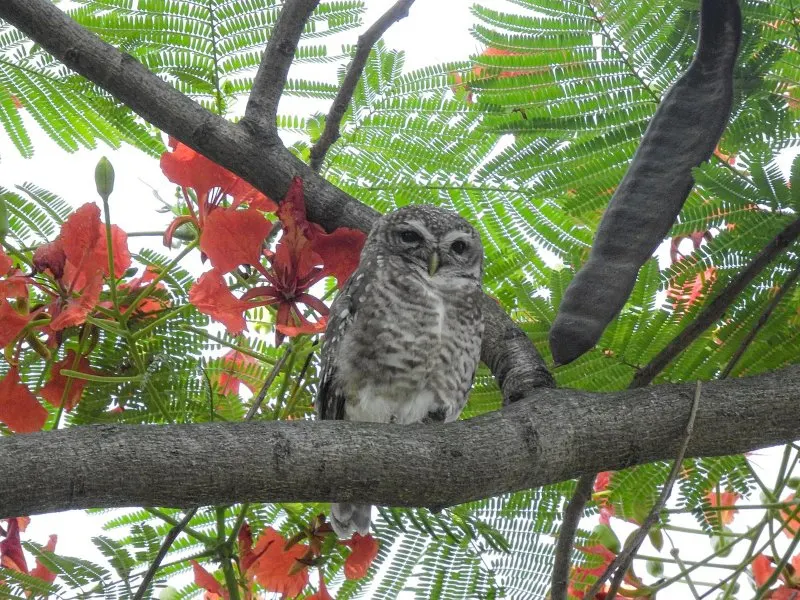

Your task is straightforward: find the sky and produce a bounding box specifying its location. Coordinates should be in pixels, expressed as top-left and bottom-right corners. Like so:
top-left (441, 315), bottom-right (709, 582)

top-left (1, 0), bottom-right (793, 599)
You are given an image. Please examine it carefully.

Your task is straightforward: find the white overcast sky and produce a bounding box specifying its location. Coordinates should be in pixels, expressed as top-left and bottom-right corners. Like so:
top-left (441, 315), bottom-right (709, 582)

top-left (2, 1), bottom-right (791, 599)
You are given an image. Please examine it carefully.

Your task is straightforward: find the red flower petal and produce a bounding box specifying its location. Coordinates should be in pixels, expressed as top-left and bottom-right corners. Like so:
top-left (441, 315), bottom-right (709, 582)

top-left (311, 225), bottom-right (366, 287)
top-left (238, 522), bottom-right (257, 572)
top-left (247, 527), bottom-right (309, 597)
top-left (32, 240), bottom-right (67, 280)
top-left (308, 570), bottom-right (333, 600)
top-left (60, 203), bottom-right (102, 271)
top-left (0, 298), bottom-right (31, 348)
top-left (276, 317), bottom-right (327, 340)
top-left (217, 350), bottom-right (260, 395)
top-left (753, 554), bottom-right (775, 587)
top-left (191, 560), bottom-right (229, 600)
top-left (0, 367), bottom-right (47, 433)
top-left (40, 351), bottom-right (94, 412)
top-left (229, 178), bottom-right (277, 213)
top-left (199, 207), bottom-right (270, 274)
top-left (0, 246), bottom-right (12, 277)
top-left (189, 270), bottom-right (250, 335)
top-left (160, 138), bottom-right (232, 203)
top-left (705, 490), bottom-right (740, 526)
top-left (50, 271), bottom-right (103, 331)
top-left (30, 534), bottom-right (57, 584)
top-left (343, 533), bottom-right (379, 580)
top-left (0, 518), bottom-right (28, 573)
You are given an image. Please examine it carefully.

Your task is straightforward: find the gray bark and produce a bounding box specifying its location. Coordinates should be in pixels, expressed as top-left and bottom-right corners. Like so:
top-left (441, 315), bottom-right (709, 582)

top-left (2, 365), bottom-right (798, 518)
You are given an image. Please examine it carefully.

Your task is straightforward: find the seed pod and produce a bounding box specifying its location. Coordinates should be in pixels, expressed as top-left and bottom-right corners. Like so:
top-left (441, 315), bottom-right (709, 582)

top-left (549, 0), bottom-right (741, 366)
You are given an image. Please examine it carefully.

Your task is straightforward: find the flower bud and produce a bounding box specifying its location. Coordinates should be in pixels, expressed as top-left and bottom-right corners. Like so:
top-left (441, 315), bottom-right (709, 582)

top-left (95, 156), bottom-right (115, 199)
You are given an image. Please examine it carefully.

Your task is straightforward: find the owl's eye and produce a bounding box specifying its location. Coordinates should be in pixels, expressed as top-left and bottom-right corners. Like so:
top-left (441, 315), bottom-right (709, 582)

top-left (450, 240), bottom-right (468, 255)
top-left (399, 230), bottom-right (422, 244)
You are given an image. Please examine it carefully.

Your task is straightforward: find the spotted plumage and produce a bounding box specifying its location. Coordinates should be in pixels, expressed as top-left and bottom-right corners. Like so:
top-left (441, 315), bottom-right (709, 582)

top-left (316, 205), bottom-right (484, 538)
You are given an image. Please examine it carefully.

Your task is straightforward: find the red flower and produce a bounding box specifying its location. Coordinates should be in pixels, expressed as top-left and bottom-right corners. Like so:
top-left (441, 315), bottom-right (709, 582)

top-left (0, 298), bottom-right (32, 349)
top-left (191, 560), bottom-right (229, 600)
top-left (160, 138), bottom-right (277, 246)
top-left (308, 570), bottom-right (334, 600)
top-left (30, 534), bottom-right (57, 584)
top-left (245, 527), bottom-right (309, 597)
top-left (780, 494), bottom-right (800, 538)
top-left (0, 367), bottom-right (47, 433)
top-left (705, 489), bottom-right (740, 526)
top-left (188, 177), bottom-right (366, 344)
top-left (216, 350), bottom-right (260, 396)
top-left (189, 270), bottom-right (252, 335)
top-left (199, 207), bottom-right (272, 274)
top-left (754, 554), bottom-right (776, 588)
top-left (568, 545), bottom-right (649, 599)
top-left (342, 533), bottom-right (379, 580)
top-left (39, 351), bottom-right (96, 412)
top-left (593, 471), bottom-right (615, 524)
top-left (114, 266), bottom-right (170, 315)
top-left (0, 518), bottom-right (27, 573)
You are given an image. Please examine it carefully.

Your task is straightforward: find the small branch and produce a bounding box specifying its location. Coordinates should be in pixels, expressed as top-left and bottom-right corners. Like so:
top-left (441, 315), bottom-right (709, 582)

top-left (133, 507), bottom-right (199, 600)
top-left (632, 217), bottom-right (800, 387)
top-left (670, 548), bottom-right (702, 600)
top-left (242, 0), bottom-right (321, 137)
top-left (245, 347), bottom-right (292, 420)
top-left (720, 261), bottom-right (800, 378)
top-left (550, 474), bottom-right (595, 600)
top-left (583, 382), bottom-right (702, 600)
top-left (309, 0), bottom-right (417, 171)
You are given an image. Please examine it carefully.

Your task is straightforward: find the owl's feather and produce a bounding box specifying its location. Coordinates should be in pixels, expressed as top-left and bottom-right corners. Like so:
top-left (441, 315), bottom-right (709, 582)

top-left (316, 205), bottom-right (484, 538)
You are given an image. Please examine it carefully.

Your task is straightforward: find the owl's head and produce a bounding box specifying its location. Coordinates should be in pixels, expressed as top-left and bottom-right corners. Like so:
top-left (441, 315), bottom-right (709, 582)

top-left (367, 205), bottom-right (483, 282)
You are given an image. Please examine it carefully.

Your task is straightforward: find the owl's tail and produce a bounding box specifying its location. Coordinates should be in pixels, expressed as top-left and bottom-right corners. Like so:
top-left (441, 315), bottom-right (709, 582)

top-left (330, 503), bottom-right (371, 538)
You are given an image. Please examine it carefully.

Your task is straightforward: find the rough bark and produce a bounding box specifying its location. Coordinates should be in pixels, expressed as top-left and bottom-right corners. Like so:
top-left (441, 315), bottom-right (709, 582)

top-left (3, 365), bottom-right (799, 518)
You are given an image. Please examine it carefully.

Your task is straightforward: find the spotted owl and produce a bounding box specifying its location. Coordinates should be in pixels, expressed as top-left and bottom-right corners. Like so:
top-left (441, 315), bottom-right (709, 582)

top-left (316, 205), bottom-right (484, 538)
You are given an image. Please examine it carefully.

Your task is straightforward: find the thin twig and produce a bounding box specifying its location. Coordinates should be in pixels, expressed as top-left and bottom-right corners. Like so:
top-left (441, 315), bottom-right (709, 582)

top-left (583, 381), bottom-right (702, 600)
top-left (670, 548), bottom-right (702, 600)
top-left (242, 0), bottom-right (321, 136)
top-left (245, 347), bottom-right (292, 421)
top-left (631, 217), bottom-right (800, 387)
top-left (133, 507), bottom-right (199, 600)
top-left (720, 261), bottom-right (800, 378)
top-left (309, 0), bottom-right (417, 171)
top-left (550, 474), bottom-right (595, 600)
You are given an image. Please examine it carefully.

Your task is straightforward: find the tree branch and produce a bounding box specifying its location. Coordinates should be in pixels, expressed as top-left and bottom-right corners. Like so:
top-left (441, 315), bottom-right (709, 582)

top-left (632, 216), bottom-right (800, 387)
top-left (309, 0), bottom-right (417, 171)
top-left (0, 0), bottom-right (552, 402)
top-left (242, 0), bottom-right (321, 137)
top-left (551, 475), bottom-right (595, 600)
top-left (3, 365), bottom-right (800, 517)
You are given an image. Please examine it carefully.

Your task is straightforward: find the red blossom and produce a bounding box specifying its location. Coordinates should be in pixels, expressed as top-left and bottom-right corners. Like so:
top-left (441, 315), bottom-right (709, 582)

top-left (199, 207), bottom-right (272, 274)
top-left (308, 571), bottom-right (334, 600)
top-left (754, 554), bottom-right (776, 588)
top-left (593, 471), bottom-right (615, 524)
top-left (49, 271), bottom-right (103, 331)
top-left (0, 518), bottom-right (27, 573)
top-left (0, 298), bottom-right (32, 349)
top-left (0, 367), bottom-right (47, 433)
top-left (780, 494), bottom-right (800, 538)
top-left (32, 239), bottom-right (67, 280)
top-left (191, 560), bottom-right (229, 600)
top-left (568, 545), bottom-right (649, 599)
top-left (114, 266), bottom-right (170, 316)
top-left (238, 523), bottom-right (258, 572)
top-left (30, 535), bottom-right (57, 584)
top-left (245, 527), bottom-right (309, 597)
top-left (217, 350), bottom-right (260, 395)
top-left (342, 533), bottom-right (379, 580)
top-left (160, 138), bottom-right (277, 245)
top-left (705, 489), bottom-right (740, 526)
top-left (39, 351), bottom-right (96, 412)
top-left (189, 270), bottom-right (252, 335)
top-left (0, 246), bottom-right (13, 277)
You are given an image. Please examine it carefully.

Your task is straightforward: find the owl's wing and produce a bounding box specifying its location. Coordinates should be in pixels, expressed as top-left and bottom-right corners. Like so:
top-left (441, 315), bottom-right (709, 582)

top-left (316, 269), bottom-right (365, 421)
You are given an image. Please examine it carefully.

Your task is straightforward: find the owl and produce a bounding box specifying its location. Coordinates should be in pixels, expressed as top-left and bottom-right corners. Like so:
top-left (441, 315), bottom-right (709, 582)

top-left (316, 205), bottom-right (485, 538)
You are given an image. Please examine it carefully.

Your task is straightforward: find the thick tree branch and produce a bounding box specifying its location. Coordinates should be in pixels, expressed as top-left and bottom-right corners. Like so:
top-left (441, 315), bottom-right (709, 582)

top-left (242, 0), bottom-right (321, 137)
top-left (632, 216), bottom-right (800, 387)
top-left (309, 0), bottom-right (417, 171)
top-left (3, 365), bottom-right (800, 518)
top-left (0, 0), bottom-right (551, 403)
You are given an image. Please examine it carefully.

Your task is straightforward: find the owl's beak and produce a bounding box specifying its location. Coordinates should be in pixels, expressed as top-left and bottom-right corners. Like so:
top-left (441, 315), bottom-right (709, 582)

top-left (427, 250), bottom-right (440, 276)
